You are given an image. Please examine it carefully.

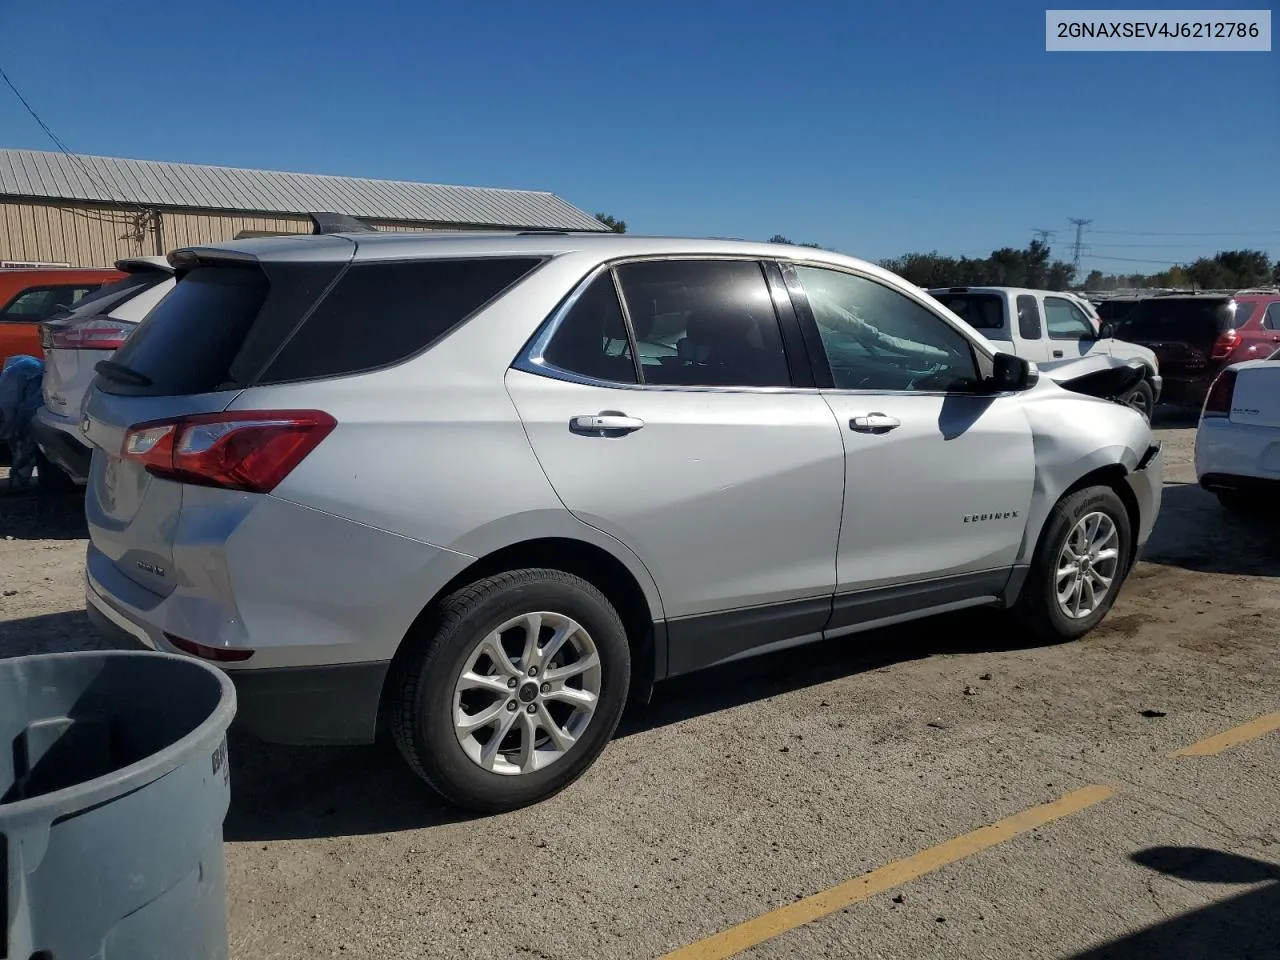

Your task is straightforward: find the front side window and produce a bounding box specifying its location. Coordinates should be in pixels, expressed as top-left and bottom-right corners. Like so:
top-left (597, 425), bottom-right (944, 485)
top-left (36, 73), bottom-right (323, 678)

top-left (613, 259), bottom-right (790, 387)
top-left (542, 272), bottom-right (639, 384)
top-left (1, 284), bottom-right (98, 322)
top-left (1044, 296), bottom-right (1096, 341)
top-left (794, 266), bottom-right (980, 392)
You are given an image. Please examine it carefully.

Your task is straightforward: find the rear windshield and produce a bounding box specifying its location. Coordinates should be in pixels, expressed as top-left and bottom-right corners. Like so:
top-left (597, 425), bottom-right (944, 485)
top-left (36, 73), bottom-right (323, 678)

top-left (48, 271), bottom-right (170, 321)
top-left (102, 267), bottom-right (269, 395)
top-left (97, 256), bottom-right (544, 395)
top-left (1117, 298), bottom-right (1234, 340)
top-left (931, 292), bottom-right (1004, 330)
top-left (1096, 299), bottom-right (1139, 323)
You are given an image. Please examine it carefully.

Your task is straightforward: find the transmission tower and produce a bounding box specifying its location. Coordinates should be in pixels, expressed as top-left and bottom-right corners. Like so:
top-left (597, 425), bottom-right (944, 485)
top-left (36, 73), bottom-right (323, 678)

top-left (1032, 228), bottom-right (1056, 245)
top-left (1068, 218), bottom-right (1093, 271)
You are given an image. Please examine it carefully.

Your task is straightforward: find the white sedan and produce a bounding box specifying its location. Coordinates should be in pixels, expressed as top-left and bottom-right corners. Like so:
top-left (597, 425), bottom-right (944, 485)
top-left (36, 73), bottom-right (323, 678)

top-left (1195, 348), bottom-right (1280, 512)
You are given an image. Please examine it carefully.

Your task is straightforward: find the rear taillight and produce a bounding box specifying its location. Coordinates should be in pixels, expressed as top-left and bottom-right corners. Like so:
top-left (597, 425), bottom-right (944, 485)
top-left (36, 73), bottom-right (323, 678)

top-left (43, 317), bottom-right (134, 351)
top-left (121, 410), bottom-right (336, 493)
top-left (164, 632), bottom-right (254, 662)
top-left (1202, 369), bottom-right (1237, 417)
top-left (1210, 329), bottom-right (1241, 360)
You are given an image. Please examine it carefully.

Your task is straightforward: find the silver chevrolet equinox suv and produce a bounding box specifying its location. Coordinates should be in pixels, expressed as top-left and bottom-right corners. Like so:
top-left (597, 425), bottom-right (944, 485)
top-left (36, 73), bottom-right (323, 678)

top-left (83, 231), bottom-right (1163, 812)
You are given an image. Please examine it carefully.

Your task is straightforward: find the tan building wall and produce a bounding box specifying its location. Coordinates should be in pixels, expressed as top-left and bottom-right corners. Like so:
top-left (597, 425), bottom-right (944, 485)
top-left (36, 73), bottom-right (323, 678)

top-left (0, 198), bottom-right (487, 267)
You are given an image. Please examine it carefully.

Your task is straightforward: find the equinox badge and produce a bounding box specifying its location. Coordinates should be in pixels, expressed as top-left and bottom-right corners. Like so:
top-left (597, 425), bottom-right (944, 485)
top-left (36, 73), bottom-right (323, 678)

top-left (963, 511), bottom-right (1018, 523)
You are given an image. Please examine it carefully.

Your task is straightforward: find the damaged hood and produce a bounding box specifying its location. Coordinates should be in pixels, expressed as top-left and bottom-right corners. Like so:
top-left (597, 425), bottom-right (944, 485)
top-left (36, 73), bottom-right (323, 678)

top-left (1038, 354), bottom-right (1147, 400)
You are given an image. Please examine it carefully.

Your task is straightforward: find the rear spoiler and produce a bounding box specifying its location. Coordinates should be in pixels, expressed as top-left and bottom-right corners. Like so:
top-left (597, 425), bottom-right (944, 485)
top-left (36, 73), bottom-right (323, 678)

top-left (231, 212), bottom-right (379, 241)
top-left (113, 256), bottom-right (176, 275)
top-left (307, 212), bottom-right (377, 234)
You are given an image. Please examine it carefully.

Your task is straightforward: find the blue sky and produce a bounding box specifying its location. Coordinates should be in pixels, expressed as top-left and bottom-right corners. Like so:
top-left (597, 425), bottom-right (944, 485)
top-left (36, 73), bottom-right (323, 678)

top-left (1, 0), bottom-right (1276, 274)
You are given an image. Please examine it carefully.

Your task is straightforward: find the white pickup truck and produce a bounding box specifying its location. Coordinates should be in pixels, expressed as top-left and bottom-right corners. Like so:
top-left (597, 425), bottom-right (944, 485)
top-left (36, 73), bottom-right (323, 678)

top-left (928, 286), bottom-right (1162, 419)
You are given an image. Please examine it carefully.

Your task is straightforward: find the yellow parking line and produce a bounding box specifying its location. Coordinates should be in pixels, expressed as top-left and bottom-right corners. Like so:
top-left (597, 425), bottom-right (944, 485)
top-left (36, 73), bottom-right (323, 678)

top-left (1171, 711), bottom-right (1280, 757)
top-left (661, 785), bottom-right (1115, 960)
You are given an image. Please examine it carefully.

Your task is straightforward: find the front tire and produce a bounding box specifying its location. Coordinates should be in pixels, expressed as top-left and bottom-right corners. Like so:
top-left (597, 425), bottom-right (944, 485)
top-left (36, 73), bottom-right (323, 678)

top-left (1015, 485), bottom-right (1133, 643)
top-left (391, 569), bottom-right (630, 813)
top-left (1120, 379), bottom-right (1154, 422)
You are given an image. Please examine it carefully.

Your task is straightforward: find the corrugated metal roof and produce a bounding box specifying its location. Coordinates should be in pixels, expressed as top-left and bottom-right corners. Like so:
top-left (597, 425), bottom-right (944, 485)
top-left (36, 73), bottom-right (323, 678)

top-left (0, 148), bottom-right (609, 231)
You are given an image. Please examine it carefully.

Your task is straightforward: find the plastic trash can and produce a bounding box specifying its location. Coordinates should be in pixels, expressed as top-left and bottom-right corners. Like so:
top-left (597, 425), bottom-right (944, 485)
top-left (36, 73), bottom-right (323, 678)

top-left (1, 650), bottom-right (237, 960)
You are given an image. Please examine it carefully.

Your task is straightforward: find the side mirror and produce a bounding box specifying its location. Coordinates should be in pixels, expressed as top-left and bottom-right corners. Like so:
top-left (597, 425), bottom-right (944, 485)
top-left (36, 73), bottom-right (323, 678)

top-left (1099, 321), bottom-right (1116, 339)
top-left (991, 352), bottom-right (1038, 392)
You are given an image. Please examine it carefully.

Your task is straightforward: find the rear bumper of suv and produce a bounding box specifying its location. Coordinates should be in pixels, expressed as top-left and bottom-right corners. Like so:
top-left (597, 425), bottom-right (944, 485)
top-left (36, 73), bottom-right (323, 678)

top-left (86, 579), bottom-right (392, 745)
top-left (31, 406), bottom-right (92, 483)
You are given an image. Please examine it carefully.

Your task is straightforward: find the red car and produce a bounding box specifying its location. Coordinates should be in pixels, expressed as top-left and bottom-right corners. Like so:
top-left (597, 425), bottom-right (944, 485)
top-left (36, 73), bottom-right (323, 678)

top-left (0, 266), bottom-right (124, 366)
top-left (1115, 290), bottom-right (1280, 406)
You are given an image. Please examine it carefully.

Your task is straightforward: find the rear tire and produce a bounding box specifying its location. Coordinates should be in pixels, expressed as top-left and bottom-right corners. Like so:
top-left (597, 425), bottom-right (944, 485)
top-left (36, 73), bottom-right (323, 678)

top-left (1120, 380), bottom-right (1154, 422)
top-left (1015, 485), bottom-right (1133, 643)
top-left (35, 449), bottom-right (76, 493)
top-left (391, 568), bottom-right (630, 813)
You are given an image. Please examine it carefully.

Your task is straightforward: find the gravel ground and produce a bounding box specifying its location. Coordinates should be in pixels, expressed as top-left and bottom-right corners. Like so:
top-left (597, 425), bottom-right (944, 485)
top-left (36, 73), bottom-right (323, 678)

top-left (3, 410), bottom-right (1278, 959)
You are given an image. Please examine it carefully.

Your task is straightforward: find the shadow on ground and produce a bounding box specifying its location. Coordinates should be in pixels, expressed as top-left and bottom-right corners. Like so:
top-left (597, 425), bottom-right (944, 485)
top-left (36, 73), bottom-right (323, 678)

top-left (224, 607), bottom-right (1047, 842)
top-left (0, 610), bottom-right (102, 657)
top-left (1151, 406), bottom-right (1200, 431)
top-left (0, 488), bottom-right (86, 541)
top-left (1141, 483), bottom-right (1280, 578)
top-left (1069, 846), bottom-right (1280, 959)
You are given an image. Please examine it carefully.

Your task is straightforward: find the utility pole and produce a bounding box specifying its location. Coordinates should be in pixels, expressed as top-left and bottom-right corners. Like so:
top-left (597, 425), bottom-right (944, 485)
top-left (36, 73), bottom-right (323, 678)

top-left (1068, 218), bottom-right (1092, 272)
top-left (1032, 228), bottom-right (1056, 246)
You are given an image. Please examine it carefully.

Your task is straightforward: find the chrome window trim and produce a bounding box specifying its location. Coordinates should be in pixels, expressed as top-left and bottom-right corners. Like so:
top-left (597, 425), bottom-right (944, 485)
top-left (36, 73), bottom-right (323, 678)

top-left (512, 254), bottom-right (810, 395)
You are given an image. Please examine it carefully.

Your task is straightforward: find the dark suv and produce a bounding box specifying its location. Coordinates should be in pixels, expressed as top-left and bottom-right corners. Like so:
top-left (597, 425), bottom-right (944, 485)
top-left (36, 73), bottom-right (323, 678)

top-left (1116, 292), bottom-right (1280, 406)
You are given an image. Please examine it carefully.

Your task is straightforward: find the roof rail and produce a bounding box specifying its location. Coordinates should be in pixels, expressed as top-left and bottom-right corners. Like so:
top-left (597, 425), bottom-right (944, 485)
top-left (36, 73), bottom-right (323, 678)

top-left (309, 212), bottom-right (377, 234)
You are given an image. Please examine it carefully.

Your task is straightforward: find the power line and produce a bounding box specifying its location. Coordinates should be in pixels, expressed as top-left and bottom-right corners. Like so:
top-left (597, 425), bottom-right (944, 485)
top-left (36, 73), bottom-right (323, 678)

top-left (0, 60), bottom-right (153, 223)
top-left (1083, 254), bottom-right (1189, 265)
top-left (1088, 241), bottom-right (1275, 249)
top-left (1090, 229), bottom-right (1280, 237)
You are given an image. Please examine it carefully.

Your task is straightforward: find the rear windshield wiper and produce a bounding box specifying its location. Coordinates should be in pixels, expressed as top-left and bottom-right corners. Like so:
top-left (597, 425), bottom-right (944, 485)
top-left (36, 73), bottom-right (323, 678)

top-left (94, 359), bottom-right (153, 387)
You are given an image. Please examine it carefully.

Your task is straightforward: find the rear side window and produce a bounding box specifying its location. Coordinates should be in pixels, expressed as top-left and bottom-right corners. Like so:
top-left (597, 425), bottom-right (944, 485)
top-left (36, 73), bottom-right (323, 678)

top-left (542, 272), bottom-right (639, 384)
top-left (103, 267), bottom-right (268, 394)
top-left (932, 293), bottom-right (1004, 331)
top-left (1266, 303), bottom-right (1280, 331)
top-left (1016, 295), bottom-right (1042, 339)
top-left (260, 257), bottom-right (542, 383)
top-left (1230, 301), bottom-right (1257, 328)
top-left (614, 259), bottom-right (790, 387)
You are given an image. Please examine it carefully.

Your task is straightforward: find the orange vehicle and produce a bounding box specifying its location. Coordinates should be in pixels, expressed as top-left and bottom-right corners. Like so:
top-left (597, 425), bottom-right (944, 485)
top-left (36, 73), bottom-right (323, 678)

top-left (0, 265), bottom-right (124, 366)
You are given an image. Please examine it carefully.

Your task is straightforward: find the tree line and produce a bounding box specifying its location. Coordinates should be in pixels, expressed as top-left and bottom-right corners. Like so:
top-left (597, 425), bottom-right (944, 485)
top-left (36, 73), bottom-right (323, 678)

top-left (595, 214), bottom-right (1278, 293)
top-left (1082, 250), bottom-right (1276, 292)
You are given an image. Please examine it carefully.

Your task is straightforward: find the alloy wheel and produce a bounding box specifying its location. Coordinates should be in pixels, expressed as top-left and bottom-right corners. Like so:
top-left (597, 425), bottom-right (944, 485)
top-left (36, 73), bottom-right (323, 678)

top-left (452, 612), bottom-right (601, 775)
top-left (1055, 511), bottom-right (1121, 619)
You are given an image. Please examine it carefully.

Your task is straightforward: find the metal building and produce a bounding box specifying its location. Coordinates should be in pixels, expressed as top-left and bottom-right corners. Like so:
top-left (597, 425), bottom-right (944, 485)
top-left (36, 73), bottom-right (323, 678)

top-left (0, 148), bottom-right (608, 267)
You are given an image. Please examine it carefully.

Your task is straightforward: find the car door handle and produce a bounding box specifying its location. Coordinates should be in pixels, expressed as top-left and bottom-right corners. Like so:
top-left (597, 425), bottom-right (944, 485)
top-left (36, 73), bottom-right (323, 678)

top-left (1052, 349), bottom-right (1064, 358)
top-left (570, 413), bottom-right (645, 434)
top-left (850, 413), bottom-right (901, 434)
